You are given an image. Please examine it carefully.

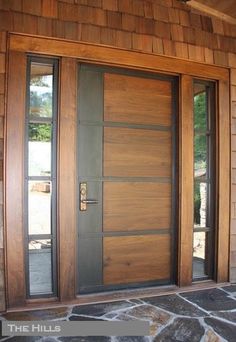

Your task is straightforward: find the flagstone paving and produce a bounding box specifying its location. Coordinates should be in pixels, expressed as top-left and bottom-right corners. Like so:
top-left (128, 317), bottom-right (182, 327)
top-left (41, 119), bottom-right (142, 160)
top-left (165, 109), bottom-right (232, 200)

top-left (0, 285), bottom-right (236, 341)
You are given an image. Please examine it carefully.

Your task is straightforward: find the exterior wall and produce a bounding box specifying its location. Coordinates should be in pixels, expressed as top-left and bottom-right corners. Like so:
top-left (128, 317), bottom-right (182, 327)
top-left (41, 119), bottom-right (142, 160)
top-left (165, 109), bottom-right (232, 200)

top-left (0, 0), bottom-right (235, 310)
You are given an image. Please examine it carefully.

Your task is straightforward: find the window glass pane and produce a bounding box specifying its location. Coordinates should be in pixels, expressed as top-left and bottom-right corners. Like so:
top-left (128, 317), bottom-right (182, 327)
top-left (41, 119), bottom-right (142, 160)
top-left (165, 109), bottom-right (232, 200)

top-left (28, 181), bottom-right (51, 235)
top-left (194, 135), bottom-right (207, 179)
top-left (29, 239), bottom-right (52, 295)
top-left (194, 181), bottom-right (208, 228)
top-left (30, 63), bottom-right (53, 118)
top-left (194, 86), bottom-right (207, 131)
top-left (193, 232), bottom-right (210, 279)
top-left (193, 80), bottom-right (214, 282)
top-left (28, 123), bottom-right (52, 176)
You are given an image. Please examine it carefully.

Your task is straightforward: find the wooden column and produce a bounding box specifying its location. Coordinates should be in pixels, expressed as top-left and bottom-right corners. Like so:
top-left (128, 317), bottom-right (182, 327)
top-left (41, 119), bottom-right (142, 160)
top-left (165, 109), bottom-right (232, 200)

top-left (58, 58), bottom-right (77, 300)
top-left (6, 51), bottom-right (26, 307)
top-left (217, 79), bottom-right (230, 282)
top-left (178, 74), bottom-right (194, 286)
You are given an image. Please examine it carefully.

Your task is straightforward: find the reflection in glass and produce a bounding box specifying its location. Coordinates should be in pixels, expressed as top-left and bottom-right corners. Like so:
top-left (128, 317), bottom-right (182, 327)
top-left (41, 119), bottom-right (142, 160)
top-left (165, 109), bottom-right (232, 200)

top-left (193, 80), bottom-right (214, 281)
top-left (26, 58), bottom-right (57, 298)
top-left (28, 123), bottom-right (51, 176)
top-left (194, 89), bottom-right (207, 131)
top-left (194, 135), bottom-right (207, 178)
top-left (194, 182), bottom-right (207, 228)
top-left (30, 63), bottom-right (53, 118)
top-left (193, 232), bottom-right (209, 279)
top-left (29, 239), bottom-right (52, 295)
top-left (28, 181), bottom-right (51, 235)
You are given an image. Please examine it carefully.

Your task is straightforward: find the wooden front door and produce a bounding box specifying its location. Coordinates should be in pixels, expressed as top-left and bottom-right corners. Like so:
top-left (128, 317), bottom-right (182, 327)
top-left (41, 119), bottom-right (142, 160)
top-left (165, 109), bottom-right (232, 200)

top-left (77, 64), bottom-right (177, 293)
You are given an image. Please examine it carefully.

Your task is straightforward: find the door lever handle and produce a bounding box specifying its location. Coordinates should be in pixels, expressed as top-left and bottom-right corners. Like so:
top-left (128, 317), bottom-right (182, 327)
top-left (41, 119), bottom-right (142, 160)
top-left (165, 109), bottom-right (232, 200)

top-left (80, 182), bottom-right (98, 211)
top-left (81, 199), bottom-right (98, 205)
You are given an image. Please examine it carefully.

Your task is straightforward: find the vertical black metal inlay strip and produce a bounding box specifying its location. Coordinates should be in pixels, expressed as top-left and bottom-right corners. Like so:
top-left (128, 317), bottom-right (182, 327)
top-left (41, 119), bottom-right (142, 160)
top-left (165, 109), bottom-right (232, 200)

top-left (77, 66), bottom-right (104, 291)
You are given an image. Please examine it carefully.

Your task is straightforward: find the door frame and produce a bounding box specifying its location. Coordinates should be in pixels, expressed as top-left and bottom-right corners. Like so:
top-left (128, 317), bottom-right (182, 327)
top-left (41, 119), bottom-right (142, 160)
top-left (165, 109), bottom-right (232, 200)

top-left (5, 33), bottom-right (230, 308)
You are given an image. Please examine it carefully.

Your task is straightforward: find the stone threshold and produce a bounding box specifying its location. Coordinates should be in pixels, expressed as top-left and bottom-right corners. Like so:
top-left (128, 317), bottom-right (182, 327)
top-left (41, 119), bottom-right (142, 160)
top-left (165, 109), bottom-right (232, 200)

top-left (5, 281), bottom-right (229, 314)
top-left (1, 285), bottom-right (236, 341)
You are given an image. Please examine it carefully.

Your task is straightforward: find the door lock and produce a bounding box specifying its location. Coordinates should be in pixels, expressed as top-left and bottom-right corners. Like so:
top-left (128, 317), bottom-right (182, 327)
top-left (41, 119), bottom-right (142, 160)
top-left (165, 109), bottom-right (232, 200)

top-left (80, 182), bottom-right (98, 211)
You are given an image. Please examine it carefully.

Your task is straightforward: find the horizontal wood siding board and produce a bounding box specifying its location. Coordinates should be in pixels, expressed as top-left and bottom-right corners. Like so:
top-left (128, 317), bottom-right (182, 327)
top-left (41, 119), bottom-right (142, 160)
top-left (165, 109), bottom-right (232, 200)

top-left (9, 34), bottom-right (229, 81)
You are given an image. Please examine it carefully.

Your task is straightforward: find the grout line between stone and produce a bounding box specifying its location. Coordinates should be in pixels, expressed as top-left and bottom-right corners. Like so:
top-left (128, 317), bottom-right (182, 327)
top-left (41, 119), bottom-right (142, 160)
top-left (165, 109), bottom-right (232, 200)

top-left (219, 287), bottom-right (236, 301)
top-left (199, 316), bottom-right (228, 342)
top-left (176, 292), bottom-right (210, 315)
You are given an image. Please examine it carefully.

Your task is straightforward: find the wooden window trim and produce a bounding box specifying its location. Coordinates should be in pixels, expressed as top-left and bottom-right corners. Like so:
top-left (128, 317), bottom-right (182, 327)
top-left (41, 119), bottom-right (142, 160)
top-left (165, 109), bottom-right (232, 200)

top-left (5, 33), bottom-right (230, 308)
top-left (178, 75), bottom-right (194, 286)
top-left (10, 33), bottom-right (228, 81)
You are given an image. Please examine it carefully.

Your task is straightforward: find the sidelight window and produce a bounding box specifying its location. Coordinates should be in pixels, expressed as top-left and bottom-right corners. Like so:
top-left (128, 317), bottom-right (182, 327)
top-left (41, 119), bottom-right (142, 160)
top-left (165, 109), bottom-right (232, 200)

top-left (25, 57), bottom-right (58, 297)
top-left (193, 80), bottom-right (215, 280)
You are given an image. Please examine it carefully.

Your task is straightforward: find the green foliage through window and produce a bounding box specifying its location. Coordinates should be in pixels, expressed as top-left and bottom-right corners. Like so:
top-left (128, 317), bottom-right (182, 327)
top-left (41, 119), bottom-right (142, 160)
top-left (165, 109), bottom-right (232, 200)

top-left (30, 75), bottom-right (53, 118)
top-left (194, 91), bottom-right (207, 225)
top-left (194, 93), bottom-right (207, 169)
top-left (29, 124), bottom-right (51, 142)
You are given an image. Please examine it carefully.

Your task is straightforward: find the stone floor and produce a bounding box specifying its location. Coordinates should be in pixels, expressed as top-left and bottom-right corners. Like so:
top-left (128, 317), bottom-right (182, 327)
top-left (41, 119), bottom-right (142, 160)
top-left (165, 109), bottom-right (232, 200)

top-left (1, 286), bottom-right (236, 341)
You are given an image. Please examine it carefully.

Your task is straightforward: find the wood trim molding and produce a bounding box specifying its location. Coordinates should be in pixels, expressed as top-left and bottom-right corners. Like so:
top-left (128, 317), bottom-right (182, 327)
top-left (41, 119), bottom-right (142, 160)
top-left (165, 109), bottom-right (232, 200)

top-left (6, 51), bottom-right (26, 307)
top-left (9, 33), bottom-right (229, 81)
top-left (178, 74), bottom-right (194, 286)
top-left (58, 58), bottom-right (77, 301)
top-left (4, 33), bottom-right (231, 308)
top-left (217, 79), bottom-right (230, 282)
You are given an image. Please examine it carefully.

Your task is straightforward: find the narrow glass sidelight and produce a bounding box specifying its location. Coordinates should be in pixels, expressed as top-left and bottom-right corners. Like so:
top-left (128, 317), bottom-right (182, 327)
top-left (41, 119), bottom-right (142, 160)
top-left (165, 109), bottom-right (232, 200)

top-left (193, 81), bottom-right (215, 281)
top-left (25, 57), bottom-right (58, 297)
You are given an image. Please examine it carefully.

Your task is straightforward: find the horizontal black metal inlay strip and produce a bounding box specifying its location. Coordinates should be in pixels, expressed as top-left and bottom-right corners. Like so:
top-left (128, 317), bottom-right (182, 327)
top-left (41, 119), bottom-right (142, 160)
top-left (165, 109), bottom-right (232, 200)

top-left (194, 178), bottom-right (211, 183)
top-left (193, 227), bottom-right (212, 232)
top-left (28, 234), bottom-right (54, 241)
top-left (28, 117), bottom-right (53, 124)
top-left (26, 293), bottom-right (55, 299)
top-left (78, 176), bottom-right (171, 183)
top-left (27, 176), bottom-right (52, 181)
top-left (192, 276), bottom-right (210, 282)
top-left (194, 130), bottom-right (212, 135)
top-left (79, 229), bottom-right (171, 238)
top-left (79, 120), bottom-right (171, 131)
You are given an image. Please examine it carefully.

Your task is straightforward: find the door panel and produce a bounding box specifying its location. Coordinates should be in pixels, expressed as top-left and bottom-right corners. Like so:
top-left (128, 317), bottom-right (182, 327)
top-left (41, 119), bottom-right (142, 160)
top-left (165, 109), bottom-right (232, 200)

top-left (103, 235), bottom-right (171, 285)
top-left (78, 65), bottom-right (176, 293)
top-left (103, 182), bottom-right (171, 231)
top-left (104, 73), bottom-right (172, 126)
top-left (104, 127), bottom-right (172, 177)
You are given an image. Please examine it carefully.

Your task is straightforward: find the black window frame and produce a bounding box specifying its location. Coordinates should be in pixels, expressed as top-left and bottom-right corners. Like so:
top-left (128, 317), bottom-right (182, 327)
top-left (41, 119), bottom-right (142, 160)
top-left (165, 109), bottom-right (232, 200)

top-left (193, 79), bottom-right (216, 281)
top-left (24, 55), bottom-right (58, 298)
